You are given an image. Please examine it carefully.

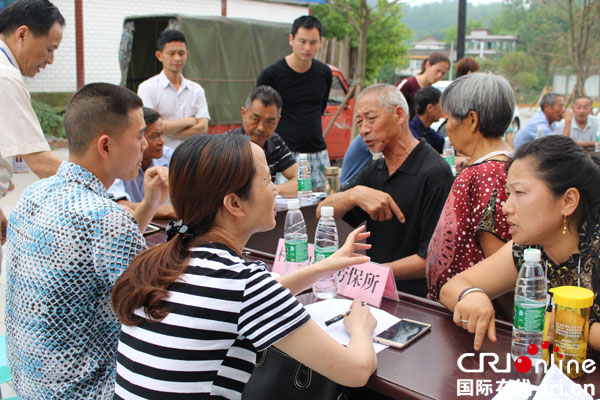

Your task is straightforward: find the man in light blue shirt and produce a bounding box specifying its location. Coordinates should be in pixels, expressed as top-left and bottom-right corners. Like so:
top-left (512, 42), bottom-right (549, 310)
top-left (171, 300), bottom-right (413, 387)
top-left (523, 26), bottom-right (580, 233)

top-left (109, 107), bottom-right (175, 218)
top-left (6, 83), bottom-right (169, 399)
top-left (556, 96), bottom-right (599, 150)
top-left (513, 93), bottom-right (572, 149)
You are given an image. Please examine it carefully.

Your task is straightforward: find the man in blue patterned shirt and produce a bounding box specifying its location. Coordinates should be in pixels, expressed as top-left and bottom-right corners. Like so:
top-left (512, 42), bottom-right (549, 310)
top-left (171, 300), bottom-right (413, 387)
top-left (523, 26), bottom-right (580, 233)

top-left (6, 83), bottom-right (169, 399)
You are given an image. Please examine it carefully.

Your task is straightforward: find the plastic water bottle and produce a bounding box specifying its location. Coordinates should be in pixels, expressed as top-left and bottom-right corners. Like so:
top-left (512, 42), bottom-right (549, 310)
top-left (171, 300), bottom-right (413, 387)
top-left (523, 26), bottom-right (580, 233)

top-left (297, 154), bottom-right (312, 204)
top-left (284, 199), bottom-right (309, 274)
top-left (511, 248), bottom-right (547, 363)
top-left (595, 134), bottom-right (600, 152)
top-left (312, 206), bottom-right (338, 299)
top-left (442, 137), bottom-right (456, 176)
top-left (536, 125), bottom-right (544, 139)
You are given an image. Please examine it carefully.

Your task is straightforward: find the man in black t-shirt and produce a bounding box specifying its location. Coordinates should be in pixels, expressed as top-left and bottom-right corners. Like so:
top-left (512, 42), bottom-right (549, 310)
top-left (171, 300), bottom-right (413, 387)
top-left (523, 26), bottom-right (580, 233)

top-left (257, 15), bottom-right (332, 190)
top-left (227, 86), bottom-right (298, 197)
top-left (318, 84), bottom-right (453, 298)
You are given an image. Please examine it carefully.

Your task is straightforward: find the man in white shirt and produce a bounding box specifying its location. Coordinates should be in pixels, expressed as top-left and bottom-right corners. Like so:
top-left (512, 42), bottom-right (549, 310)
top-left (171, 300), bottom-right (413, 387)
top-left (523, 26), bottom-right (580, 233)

top-left (559, 95), bottom-right (599, 151)
top-left (0, 0), bottom-right (65, 247)
top-left (137, 30), bottom-right (210, 148)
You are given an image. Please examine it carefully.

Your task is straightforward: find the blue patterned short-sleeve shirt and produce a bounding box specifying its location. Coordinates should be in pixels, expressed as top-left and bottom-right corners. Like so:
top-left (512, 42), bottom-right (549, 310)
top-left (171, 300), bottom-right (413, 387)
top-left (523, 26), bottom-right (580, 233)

top-left (6, 161), bottom-right (146, 399)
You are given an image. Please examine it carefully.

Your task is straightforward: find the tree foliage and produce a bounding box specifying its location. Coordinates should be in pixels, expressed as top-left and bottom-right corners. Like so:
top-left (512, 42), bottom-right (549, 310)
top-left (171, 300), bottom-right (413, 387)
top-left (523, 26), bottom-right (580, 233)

top-left (402, 0), bottom-right (503, 41)
top-left (313, 0), bottom-right (410, 85)
top-left (488, 0), bottom-right (599, 99)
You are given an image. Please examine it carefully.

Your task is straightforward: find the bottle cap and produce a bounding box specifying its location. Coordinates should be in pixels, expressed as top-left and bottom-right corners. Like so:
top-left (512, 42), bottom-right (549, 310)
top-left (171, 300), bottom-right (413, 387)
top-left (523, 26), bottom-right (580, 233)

top-left (325, 166), bottom-right (340, 176)
top-left (298, 153), bottom-right (308, 160)
top-left (321, 206), bottom-right (334, 217)
top-left (287, 199), bottom-right (300, 210)
top-left (549, 286), bottom-right (594, 309)
top-left (523, 248), bottom-right (541, 262)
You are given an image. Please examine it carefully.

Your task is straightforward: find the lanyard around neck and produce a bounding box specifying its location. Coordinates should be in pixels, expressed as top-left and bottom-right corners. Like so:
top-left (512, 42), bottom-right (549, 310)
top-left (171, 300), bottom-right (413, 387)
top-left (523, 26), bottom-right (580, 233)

top-left (0, 47), bottom-right (14, 67)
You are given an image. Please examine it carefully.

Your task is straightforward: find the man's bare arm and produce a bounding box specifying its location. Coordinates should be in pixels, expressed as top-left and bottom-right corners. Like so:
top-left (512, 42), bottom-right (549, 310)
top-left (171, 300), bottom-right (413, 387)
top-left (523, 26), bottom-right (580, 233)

top-left (117, 199), bottom-right (176, 219)
top-left (22, 151), bottom-right (62, 178)
top-left (317, 188), bottom-right (363, 219)
top-left (385, 254), bottom-right (426, 280)
top-left (574, 139), bottom-right (595, 149)
top-left (276, 163), bottom-right (298, 198)
top-left (318, 185), bottom-right (405, 222)
top-left (162, 117), bottom-right (197, 137)
top-left (175, 118), bottom-right (208, 137)
top-left (560, 109), bottom-right (573, 138)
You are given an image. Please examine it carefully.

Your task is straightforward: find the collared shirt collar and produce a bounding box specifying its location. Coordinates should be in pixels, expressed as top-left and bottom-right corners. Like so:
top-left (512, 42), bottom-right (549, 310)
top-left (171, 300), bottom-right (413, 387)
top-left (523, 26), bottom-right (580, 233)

top-left (375, 139), bottom-right (427, 176)
top-left (573, 116), bottom-right (594, 131)
top-left (0, 39), bottom-right (19, 71)
top-left (58, 161), bottom-right (109, 198)
top-left (158, 70), bottom-right (189, 91)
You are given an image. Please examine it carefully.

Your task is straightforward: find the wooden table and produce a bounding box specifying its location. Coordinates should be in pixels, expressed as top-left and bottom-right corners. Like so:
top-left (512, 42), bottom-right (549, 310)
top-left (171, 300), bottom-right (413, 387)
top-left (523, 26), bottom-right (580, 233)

top-left (299, 291), bottom-right (600, 399)
top-left (142, 232), bottom-right (600, 400)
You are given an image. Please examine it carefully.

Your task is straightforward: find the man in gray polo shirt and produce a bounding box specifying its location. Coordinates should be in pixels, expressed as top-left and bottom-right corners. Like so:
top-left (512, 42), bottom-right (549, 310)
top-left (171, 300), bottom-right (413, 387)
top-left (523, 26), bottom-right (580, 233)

top-left (559, 95), bottom-right (599, 150)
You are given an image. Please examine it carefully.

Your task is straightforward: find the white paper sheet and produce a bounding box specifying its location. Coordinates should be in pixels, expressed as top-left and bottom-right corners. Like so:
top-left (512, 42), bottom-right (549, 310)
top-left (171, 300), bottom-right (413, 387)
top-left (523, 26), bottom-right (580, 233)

top-left (492, 380), bottom-right (537, 400)
top-left (304, 298), bottom-right (401, 353)
top-left (533, 364), bottom-right (594, 400)
top-left (493, 364), bottom-right (594, 400)
top-left (275, 192), bottom-right (326, 208)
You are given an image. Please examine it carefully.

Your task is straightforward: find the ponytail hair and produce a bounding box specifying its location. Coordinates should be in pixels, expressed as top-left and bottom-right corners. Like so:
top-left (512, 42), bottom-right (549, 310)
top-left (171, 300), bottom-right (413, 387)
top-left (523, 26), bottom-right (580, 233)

top-left (112, 134), bottom-right (255, 326)
top-left (510, 135), bottom-right (600, 226)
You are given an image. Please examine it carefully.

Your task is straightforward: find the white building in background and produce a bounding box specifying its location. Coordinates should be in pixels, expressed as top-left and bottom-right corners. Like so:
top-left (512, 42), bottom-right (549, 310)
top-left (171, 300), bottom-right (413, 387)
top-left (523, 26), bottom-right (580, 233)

top-left (553, 73), bottom-right (600, 98)
top-left (22, 0), bottom-right (318, 93)
top-left (398, 36), bottom-right (455, 77)
top-left (466, 29), bottom-right (517, 59)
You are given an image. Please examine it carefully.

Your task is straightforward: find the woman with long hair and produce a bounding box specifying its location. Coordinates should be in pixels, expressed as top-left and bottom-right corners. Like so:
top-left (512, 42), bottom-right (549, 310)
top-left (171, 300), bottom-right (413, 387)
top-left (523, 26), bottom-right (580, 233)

top-left (397, 51), bottom-right (450, 119)
top-left (439, 135), bottom-right (600, 355)
top-left (112, 134), bottom-right (377, 399)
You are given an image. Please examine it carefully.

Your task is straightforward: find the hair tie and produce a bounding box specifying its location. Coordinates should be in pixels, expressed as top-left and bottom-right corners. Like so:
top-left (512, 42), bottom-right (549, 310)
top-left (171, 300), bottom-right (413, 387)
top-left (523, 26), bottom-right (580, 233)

top-left (166, 219), bottom-right (195, 241)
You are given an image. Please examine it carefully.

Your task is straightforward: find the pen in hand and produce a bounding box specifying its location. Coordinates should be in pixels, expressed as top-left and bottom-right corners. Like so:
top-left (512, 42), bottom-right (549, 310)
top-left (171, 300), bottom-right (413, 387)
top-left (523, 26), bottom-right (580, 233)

top-left (324, 302), bottom-right (368, 326)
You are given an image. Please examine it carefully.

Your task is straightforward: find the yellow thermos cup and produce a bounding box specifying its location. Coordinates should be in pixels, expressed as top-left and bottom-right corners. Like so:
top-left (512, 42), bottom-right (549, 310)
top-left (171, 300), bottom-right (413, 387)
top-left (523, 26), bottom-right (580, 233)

top-left (549, 286), bottom-right (594, 378)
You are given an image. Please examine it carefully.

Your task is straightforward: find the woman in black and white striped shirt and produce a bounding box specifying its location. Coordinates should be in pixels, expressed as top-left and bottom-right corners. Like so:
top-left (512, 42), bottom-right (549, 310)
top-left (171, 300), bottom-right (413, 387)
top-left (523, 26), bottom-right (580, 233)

top-left (112, 134), bottom-right (378, 399)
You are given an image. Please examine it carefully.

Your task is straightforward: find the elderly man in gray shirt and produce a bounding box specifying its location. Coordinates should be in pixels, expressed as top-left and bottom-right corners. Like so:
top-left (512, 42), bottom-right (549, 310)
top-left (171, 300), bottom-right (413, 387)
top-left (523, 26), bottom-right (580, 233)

top-left (559, 95), bottom-right (599, 150)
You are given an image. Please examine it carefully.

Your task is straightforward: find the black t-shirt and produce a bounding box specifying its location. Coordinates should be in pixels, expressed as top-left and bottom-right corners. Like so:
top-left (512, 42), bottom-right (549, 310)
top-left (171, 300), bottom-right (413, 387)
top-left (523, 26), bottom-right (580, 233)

top-left (257, 58), bottom-right (332, 153)
top-left (227, 128), bottom-right (296, 181)
top-left (342, 140), bottom-right (453, 297)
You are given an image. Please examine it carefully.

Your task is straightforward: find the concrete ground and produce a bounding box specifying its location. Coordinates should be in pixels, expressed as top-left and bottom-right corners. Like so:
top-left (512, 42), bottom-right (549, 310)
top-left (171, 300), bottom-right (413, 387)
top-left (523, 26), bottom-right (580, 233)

top-left (0, 108), bottom-right (537, 396)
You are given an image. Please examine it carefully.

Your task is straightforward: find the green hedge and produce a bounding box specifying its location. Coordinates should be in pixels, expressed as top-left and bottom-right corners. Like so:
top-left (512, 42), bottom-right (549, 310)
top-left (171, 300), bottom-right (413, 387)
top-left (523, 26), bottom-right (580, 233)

top-left (31, 98), bottom-right (66, 139)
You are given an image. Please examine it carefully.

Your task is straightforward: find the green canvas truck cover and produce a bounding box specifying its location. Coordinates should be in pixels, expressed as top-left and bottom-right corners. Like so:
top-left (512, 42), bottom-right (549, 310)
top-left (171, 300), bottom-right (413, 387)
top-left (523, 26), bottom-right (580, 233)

top-left (123, 15), bottom-right (291, 125)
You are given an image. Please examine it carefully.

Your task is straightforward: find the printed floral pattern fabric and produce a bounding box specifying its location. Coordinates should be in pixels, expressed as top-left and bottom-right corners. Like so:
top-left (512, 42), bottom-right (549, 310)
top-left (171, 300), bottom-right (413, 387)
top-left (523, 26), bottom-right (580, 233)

top-left (427, 160), bottom-right (511, 301)
top-left (5, 161), bottom-right (145, 399)
top-left (512, 216), bottom-right (600, 325)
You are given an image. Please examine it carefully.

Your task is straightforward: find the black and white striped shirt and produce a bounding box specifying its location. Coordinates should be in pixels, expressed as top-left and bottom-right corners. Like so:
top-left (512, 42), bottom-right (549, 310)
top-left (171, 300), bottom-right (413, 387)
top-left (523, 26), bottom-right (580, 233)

top-left (114, 243), bottom-right (309, 399)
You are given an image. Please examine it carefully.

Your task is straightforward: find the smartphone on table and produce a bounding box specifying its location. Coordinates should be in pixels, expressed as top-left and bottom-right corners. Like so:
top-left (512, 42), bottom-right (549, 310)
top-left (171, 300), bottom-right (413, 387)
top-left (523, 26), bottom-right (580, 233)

top-left (373, 319), bottom-right (431, 349)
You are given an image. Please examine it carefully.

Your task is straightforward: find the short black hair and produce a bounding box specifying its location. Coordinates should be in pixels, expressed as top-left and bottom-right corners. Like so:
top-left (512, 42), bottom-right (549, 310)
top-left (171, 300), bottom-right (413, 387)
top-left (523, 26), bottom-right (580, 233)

top-left (245, 86), bottom-right (283, 114)
top-left (65, 83), bottom-right (143, 156)
top-left (291, 15), bottom-right (322, 37)
top-left (540, 93), bottom-right (561, 112)
top-left (414, 86), bottom-right (441, 116)
top-left (143, 107), bottom-right (161, 125)
top-left (0, 0), bottom-right (65, 36)
top-left (157, 29), bottom-right (187, 51)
